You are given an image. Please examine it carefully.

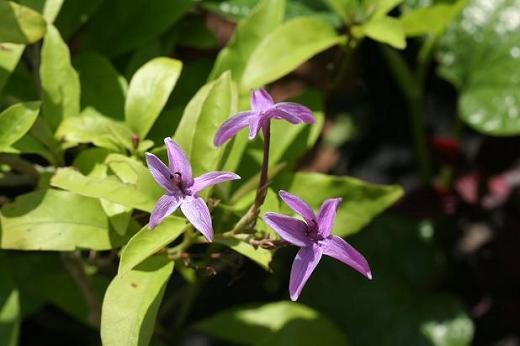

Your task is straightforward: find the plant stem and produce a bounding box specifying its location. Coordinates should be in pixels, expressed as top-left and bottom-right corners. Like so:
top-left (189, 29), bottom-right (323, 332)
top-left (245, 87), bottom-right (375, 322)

top-left (380, 45), bottom-right (432, 184)
top-left (252, 121), bottom-right (271, 218)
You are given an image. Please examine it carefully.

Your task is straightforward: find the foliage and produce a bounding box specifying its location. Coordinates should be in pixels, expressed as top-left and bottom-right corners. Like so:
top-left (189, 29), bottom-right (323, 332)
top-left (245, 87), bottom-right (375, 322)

top-left (3, 0), bottom-right (514, 344)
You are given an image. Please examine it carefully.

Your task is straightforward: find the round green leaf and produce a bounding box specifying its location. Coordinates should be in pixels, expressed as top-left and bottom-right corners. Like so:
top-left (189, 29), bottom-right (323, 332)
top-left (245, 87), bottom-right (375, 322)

top-left (438, 0), bottom-right (520, 136)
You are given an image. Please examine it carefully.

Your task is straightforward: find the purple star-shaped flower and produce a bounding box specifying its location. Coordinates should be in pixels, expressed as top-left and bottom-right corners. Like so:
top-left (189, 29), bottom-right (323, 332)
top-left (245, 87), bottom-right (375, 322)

top-left (214, 87), bottom-right (316, 147)
top-left (263, 191), bottom-right (372, 301)
top-left (146, 138), bottom-right (240, 241)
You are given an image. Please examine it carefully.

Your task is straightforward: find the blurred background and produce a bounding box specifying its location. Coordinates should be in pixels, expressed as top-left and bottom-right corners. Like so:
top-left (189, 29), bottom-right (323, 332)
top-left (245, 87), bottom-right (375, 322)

top-left (1, 0), bottom-right (520, 345)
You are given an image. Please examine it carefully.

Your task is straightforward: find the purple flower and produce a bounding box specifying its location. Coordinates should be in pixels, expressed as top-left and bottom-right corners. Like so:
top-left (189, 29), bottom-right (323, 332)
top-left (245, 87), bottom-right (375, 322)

top-left (263, 191), bottom-right (372, 301)
top-left (146, 138), bottom-right (240, 241)
top-left (214, 88), bottom-right (316, 147)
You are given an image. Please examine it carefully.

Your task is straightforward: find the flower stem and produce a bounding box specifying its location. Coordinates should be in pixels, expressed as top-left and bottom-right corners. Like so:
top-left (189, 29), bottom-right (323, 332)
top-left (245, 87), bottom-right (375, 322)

top-left (252, 121), bottom-right (271, 218)
top-left (380, 45), bottom-right (432, 185)
top-left (231, 121), bottom-right (272, 234)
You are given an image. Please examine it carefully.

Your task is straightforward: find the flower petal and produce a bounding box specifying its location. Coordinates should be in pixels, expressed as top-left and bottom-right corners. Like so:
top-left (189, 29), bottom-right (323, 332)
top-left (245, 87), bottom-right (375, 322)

top-left (279, 190), bottom-right (316, 226)
top-left (317, 197), bottom-right (342, 237)
top-left (192, 171), bottom-right (241, 194)
top-left (248, 115), bottom-right (264, 139)
top-left (164, 137), bottom-right (193, 186)
top-left (214, 111), bottom-right (255, 147)
top-left (145, 153), bottom-right (175, 193)
top-left (263, 212), bottom-right (311, 247)
top-left (250, 88), bottom-right (274, 112)
top-left (289, 244), bottom-right (322, 301)
top-left (149, 193), bottom-right (183, 229)
top-left (323, 235), bottom-right (372, 280)
top-left (275, 102), bottom-right (316, 124)
top-left (266, 108), bottom-right (301, 124)
top-left (181, 195), bottom-right (213, 241)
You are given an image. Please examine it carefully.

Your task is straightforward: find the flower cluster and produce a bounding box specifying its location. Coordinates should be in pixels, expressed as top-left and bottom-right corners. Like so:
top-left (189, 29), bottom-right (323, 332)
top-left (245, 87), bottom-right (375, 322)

top-left (146, 88), bottom-right (371, 300)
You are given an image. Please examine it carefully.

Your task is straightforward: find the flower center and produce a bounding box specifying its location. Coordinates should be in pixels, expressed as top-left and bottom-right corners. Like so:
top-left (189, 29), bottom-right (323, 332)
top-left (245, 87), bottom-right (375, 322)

top-left (305, 222), bottom-right (324, 242)
top-left (170, 172), bottom-right (191, 196)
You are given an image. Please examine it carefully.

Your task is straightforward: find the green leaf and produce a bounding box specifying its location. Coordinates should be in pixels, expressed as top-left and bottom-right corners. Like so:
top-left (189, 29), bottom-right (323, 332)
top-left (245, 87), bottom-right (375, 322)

top-left (119, 217), bottom-right (186, 274)
top-left (400, 1), bottom-right (466, 36)
top-left (0, 1), bottom-right (47, 44)
top-left (40, 24), bottom-right (80, 131)
top-left (0, 189), bottom-right (128, 250)
top-left (56, 110), bottom-right (133, 151)
top-left (125, 57), bottom-right (182, 138)
top-left (301, 214), bottom-right (474, 345)
top-left (72, 147), bottom-right (110, 175)
top-left (0, 101), bottom-right (39, 151)
top-left (420, 296), bottom-right (474, 346)
top-left (196, 301), bottom-right (348, 346)
top-left (214, 234), bottom-right (272, 270)
top-left (101, 255), bottom-right (174, 346)
top-left (324, 0), bottom-right (354, 24)
top-left (54, 0), bottom-right (103, 39)
top-left (276, 172), bottom-right (403, 237)
top-left (0, 43), bottom-right (24, 96)
top-left (74, 51), bottom-right (128, 120)
top-left (209, 0), bottom-right (285, 81)
top-left (84, 0), bottom-right (192, 57)
top-left (105, 154), bottom-right (163, 198)
top-left (50, 167), bottom-right (160, 212)
top-left (354, 16), bottom-right (406, 49)
top-left (19, 0), bottom-right (64, 23)
top-left (174, 71), bottom-right (237, 177)
top-left (373, 0), bottom-right (404, 18)
top-left (0, 267), bottom-right (20, 346)
top-left (241, 17), bottom-right (345, 91)
top-left (438, 0), bottom-right (520, 136)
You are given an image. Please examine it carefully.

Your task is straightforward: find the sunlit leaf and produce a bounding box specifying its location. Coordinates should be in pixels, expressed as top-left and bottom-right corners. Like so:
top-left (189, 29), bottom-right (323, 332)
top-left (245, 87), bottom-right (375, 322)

top-left (19, 0), bottom-right (64, 23)
top-left (119, 217), bottom-right (186, 274)
top-left (354, 16), bottom-right (406, 49)
top-left (196, 301), bottom-right (348, 346)
top-left (0, 189), bottom-right (128, 250)
top-left (400, 1), bottom-right (466, 36)
top-left (101, 255), bottom-right (174, 346)
top-left (209, 0), bottom-right (285, 81)
top-left (241, 17), bottom-right (345, 91)
top-left (40, 24), bottom-right (80, 131)
top-left (50, 167), bottom-right (160, 212)
top-left (0, 101), bottom-right (39, 151)
top-left (174, 71), bottom-right (237, 178)
top-left (0, 1), bottom-right (47, 44)
top-left (125, 57), bottom-right (182, 138)
top-left (214, 234), bottom-right (272, 270)
top-left (56, 110), bottom-right (133, 152)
